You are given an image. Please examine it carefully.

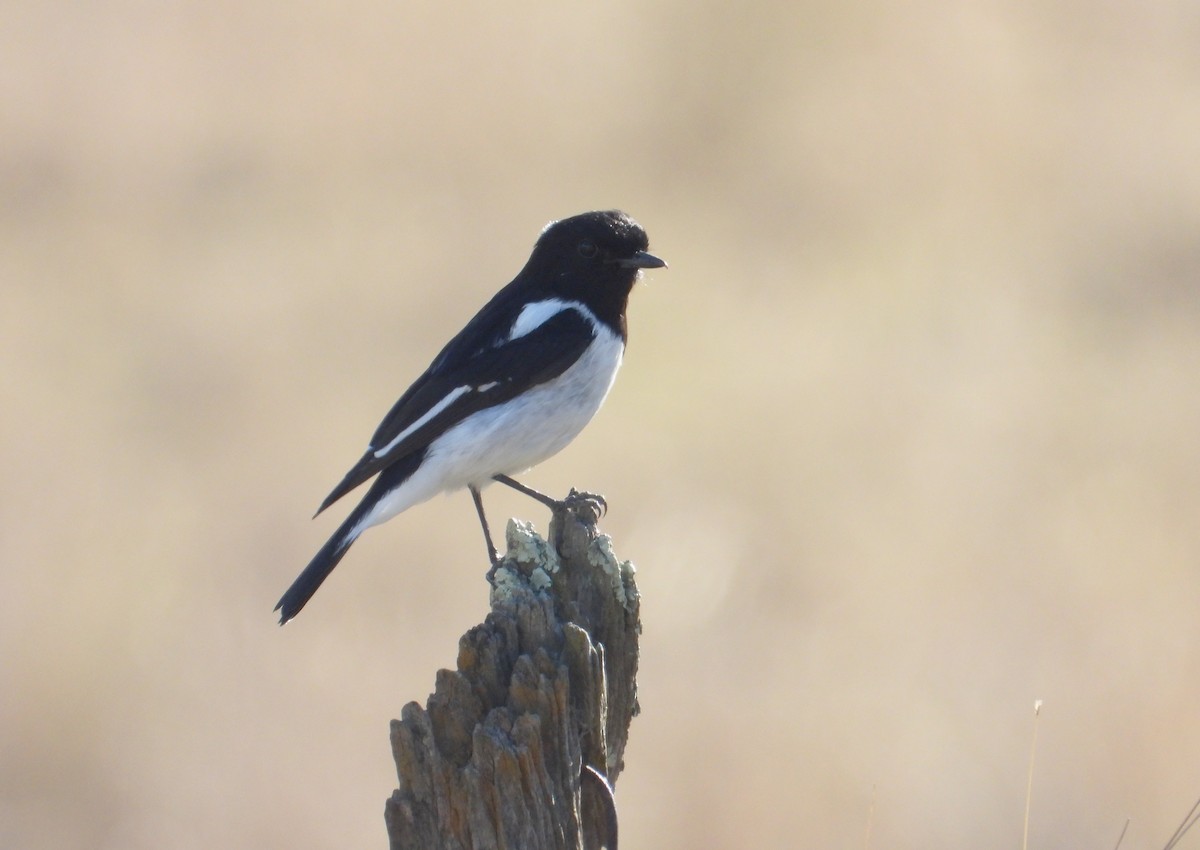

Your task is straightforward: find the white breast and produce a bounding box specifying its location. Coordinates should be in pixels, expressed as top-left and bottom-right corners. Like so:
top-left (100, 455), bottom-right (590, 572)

top-left (431, 320), bottom-right (625, 486)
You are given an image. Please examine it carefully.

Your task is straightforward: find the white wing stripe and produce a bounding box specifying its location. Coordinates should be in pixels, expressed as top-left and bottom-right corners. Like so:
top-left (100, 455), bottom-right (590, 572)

top-left (372, 385), bottom-right (471, 458)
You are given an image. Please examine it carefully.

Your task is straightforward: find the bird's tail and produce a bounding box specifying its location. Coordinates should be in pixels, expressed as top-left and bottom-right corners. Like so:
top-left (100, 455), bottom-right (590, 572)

top-left (275, 506), bottom-right (369, 625)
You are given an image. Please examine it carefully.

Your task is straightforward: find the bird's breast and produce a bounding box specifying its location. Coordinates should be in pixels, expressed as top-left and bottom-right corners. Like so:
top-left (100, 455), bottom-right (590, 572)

top-left (427, 327), bottom-right (625, 487)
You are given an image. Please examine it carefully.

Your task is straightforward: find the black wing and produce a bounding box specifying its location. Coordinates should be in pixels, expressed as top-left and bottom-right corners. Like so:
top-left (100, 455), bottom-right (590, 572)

top-left (314, 307), bottom-right (596, 515)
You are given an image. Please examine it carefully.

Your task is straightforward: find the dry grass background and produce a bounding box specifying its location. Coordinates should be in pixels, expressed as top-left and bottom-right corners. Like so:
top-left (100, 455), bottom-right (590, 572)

top-left (3, 2), bottom-right (1200, 848)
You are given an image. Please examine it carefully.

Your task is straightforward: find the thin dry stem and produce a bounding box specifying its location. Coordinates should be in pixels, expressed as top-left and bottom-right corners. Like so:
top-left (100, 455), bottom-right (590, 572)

top-left (1021, 700), bottom-right (1042, 850)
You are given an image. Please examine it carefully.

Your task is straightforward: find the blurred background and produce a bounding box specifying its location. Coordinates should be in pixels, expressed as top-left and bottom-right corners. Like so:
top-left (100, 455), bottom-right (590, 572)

top-left (3, 1), bottom-right (1199, 847)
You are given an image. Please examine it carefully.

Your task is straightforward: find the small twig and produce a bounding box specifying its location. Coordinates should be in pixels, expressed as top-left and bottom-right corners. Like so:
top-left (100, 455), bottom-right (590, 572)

top-left (1112, 817), bottom-right (1130, 850)
top-left (863, 784), bottom-right (876, 850)
top-left (1022, 700), bottom-right (1043, 850)
top-left (582, 764), bottom-right (618, 850)
top-left (1164, 793), bottom-right (1200, 850)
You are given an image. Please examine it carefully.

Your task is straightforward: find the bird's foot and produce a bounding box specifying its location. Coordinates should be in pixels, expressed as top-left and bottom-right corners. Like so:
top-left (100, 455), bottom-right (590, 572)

top-left (558, 488), bottom-right (607, 526)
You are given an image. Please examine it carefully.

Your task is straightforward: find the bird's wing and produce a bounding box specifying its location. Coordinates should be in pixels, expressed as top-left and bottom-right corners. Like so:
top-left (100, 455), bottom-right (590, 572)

top-left (314, 306), bottom-right (598, 515)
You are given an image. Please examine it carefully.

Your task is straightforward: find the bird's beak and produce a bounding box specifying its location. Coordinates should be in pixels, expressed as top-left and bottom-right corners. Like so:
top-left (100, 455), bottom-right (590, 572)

top-left (617, 250), bottom-right (667, 270)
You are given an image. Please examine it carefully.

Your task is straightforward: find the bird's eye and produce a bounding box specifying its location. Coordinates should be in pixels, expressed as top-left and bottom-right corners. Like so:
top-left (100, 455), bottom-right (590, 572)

top-left (577, 240), bottom-right (598, 259)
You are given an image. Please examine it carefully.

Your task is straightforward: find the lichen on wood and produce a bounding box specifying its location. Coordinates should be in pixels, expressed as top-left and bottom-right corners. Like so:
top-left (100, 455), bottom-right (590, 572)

top-left (386, 496), bottom-right (640, 850)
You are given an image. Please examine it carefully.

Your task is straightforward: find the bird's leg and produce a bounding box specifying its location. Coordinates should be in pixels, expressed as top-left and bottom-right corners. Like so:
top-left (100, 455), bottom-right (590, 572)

top-left (492, 474), bottom-right (608, 523)
top-left (470, 484), bottom-right (501, 571)
top-left (492, 473), bottom-right (559, 509)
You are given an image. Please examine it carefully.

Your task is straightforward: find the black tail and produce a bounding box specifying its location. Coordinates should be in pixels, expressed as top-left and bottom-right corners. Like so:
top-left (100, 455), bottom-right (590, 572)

top-left (275, 506), bottom-right (369, 624)
top-left (279, 449), bottom-right (426, 624)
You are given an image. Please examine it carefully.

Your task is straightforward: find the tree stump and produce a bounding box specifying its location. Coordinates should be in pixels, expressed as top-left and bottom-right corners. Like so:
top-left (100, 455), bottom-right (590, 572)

top-left (385, 495), bottom-right (641, 850)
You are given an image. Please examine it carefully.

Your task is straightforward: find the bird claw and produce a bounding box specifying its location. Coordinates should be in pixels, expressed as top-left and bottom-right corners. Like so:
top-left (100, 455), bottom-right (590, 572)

top-left (562, 488), bottom-right (607, 524)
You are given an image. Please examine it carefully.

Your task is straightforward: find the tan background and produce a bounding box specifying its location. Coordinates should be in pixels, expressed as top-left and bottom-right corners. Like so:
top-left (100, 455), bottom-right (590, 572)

top-left (4, 2), bottom-right (1199, 848)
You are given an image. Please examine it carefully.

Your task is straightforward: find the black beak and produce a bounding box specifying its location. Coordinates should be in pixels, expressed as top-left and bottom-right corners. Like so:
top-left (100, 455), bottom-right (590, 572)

top-left (616, 250), bottom-right (667, 270)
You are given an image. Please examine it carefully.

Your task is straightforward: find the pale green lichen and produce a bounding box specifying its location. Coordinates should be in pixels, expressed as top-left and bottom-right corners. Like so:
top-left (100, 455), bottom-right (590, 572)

top-left (587, 533), bottom-right (637, 612)
top-left (488, 562), bottom-right (526, 606)
top-left (489, 519), bottom-right (562, 607)
top-left (529, 566), bottom-right (553, 591)
top-left (491, 519), bottom-right (636, 610)
top-left (505, 518), bottom-right (560, 573)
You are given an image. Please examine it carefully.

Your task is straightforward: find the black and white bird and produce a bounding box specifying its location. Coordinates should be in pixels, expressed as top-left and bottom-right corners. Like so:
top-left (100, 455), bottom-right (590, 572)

top-left (275, 210), bottom-right (666, 623)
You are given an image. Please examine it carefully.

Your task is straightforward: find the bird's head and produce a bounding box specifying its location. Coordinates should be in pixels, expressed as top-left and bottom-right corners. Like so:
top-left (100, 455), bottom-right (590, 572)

top-left (528, 210), bottom-right (666, 293)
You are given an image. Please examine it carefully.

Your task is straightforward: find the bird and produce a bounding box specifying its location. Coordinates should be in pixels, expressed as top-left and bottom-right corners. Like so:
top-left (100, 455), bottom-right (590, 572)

top-left (274, 210), bottom-right (666, 623)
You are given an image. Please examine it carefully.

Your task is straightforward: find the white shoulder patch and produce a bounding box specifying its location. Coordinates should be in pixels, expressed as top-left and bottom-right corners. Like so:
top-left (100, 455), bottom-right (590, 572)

top-left (508, 299), bottom-right (596, 341)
